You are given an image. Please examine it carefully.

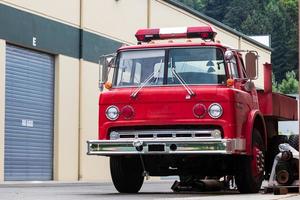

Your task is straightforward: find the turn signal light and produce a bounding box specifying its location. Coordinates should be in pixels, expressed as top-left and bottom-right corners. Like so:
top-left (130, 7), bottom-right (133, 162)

top-left (104, 81), bottom-right (112, 89)
top-left (121, 105), bottom-right (134, 119)
top-left (193, 104), bottom-right (206, 118)
top-left (226, 78), bottom-right (234, 87)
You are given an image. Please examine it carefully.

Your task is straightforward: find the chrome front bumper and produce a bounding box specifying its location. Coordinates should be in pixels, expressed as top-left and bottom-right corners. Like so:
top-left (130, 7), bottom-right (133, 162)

top-left (87, 138), bottom-right (246, 155)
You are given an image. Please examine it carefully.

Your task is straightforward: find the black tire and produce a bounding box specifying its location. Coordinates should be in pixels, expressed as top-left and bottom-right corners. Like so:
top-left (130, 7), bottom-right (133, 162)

top-left (179, 175), bottom-right (205, 182)
top-left (179, 175), bottom-right (194, 184)
top-left (266, 135), bottom-right (288, 174)
top-left (288, 134), bottom-right (299, 151)
top-left (235, 128), bottom-right (265, 193)
top-left (275, 160), bottom-right (294, 186)
top-left (110, 156), bottom-right (144, 193)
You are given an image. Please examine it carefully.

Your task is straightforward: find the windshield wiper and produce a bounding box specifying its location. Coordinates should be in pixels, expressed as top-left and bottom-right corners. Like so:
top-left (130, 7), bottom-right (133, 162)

top-left (170, 60), bottom-right (195, 98)
top-left (130, 59), bottom-right (163, 98)
top-left (130, 71), bottom-right (154, 98)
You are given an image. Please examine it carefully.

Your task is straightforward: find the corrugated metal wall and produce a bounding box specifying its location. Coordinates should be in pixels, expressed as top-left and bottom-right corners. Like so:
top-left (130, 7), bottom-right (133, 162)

top-left (4, 44), bottom-right (54, 181)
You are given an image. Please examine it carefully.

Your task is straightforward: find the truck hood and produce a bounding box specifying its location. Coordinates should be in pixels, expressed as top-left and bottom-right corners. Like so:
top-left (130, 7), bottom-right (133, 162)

top-left (99, 86), bottom-right (233, 121)
top-left (100, 85), bottom-right (231, 104)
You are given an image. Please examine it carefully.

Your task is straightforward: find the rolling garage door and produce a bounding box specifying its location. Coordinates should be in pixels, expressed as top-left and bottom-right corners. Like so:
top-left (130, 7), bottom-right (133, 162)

top-left (4, 45), bottom-right (54, 181)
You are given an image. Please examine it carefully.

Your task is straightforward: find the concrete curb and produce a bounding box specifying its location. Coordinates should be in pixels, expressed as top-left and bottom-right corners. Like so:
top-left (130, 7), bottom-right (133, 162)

top-left (0, 180), bottom-right (173, 188)
top-left (0, 181), bottom-right (112, 188)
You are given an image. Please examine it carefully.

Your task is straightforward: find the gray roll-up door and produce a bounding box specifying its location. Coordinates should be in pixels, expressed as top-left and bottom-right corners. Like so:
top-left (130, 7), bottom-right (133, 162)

top-left (5, 44), bottom-right (54, 181)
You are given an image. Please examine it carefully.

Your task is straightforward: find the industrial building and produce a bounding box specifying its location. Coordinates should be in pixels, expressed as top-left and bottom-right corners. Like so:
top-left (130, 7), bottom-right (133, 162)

top-left (0, 0), bottom-right (271, 181)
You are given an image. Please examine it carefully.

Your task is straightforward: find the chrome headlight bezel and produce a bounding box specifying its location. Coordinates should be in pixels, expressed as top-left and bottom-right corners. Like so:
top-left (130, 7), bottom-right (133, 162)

top-left (109, 131), bottom-right (120, 140)
top-left (208, 103), bottom-right (223, 119)
top-left (105, 105), bottom-right (119, 121)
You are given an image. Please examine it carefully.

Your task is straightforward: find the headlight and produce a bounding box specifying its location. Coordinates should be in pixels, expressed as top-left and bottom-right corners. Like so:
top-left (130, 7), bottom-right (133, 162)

top-left (106, 105), bottom-right (119, 120)
top-left (208, 103), bottom-right (223, 118)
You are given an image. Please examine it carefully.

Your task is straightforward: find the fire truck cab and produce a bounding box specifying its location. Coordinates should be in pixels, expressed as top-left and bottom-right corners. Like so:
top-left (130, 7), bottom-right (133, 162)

top-left (87, 26), bottom-right (298, 194)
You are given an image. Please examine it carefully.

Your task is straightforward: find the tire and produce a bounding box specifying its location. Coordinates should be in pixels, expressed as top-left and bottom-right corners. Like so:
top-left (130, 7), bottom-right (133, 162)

top-left (179, 175), bottom-right (205, 182)
top-left (235, 128), bottom-right (265, 193)
top-left (110, 156), bottom-right (144, 193)
top-left (275, 160), bottom-right (294, 185)
top-left (266, 135), bottom-right (288, 174)
top-left (179, 175), bottom-right (194, 185)
top-left (288, 134), bottom-right (299, 151)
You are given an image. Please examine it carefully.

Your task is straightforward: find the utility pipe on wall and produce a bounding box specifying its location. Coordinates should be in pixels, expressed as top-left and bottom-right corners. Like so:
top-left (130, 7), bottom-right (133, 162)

top-left (78, 0), bottom-right (83, 181)
top-left (147, 0), bottom-right (151, 28)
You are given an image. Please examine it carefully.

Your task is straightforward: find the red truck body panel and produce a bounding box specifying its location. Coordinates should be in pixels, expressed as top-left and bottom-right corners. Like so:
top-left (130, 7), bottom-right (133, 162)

top-left (99, 86), bottom-right (255, 144)
top-left (258, 92), bottom-right (298, 120)
top-left (258, 62), bottom-right (298, 120)
top-left (96, 39), bottom-right (297, 155)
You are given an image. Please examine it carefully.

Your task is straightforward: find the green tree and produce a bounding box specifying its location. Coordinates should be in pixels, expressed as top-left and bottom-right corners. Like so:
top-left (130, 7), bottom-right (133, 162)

top-left (280, 0), bottom-right (299, 78)
top-left (177, 0), bottom-right (228, 22)
top-left (272, 72), bottom-right (279, 92)
top-left (278, 71), bottom-right (299, 94)
top-left (265, 0), bottom-right (299, 81)
top-left (200, 0), bottom-right (229, 22)
top-left (223, 0), bottom-right (266, 32)
top-left (176, 0), bottom-right (299, 82)
top-left (177, 0), bottom-right (204, 10)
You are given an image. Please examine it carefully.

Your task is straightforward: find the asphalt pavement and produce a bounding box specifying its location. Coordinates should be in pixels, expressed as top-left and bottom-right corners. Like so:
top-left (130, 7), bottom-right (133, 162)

top-left (0, 181), bottom-right (299, 200)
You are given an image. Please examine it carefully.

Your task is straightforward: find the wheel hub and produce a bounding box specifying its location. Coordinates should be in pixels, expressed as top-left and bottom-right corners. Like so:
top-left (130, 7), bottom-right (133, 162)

top-left (252, 146), bottom-right (264, 177)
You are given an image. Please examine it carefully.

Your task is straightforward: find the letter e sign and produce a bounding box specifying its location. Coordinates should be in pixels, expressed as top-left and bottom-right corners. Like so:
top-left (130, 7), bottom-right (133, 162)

top-left (32, 37), bottom-right (37, 46)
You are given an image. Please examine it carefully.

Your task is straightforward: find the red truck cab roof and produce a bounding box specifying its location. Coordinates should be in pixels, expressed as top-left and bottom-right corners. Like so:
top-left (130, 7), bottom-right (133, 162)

top-left (118, 41), bottom-right (228, 52)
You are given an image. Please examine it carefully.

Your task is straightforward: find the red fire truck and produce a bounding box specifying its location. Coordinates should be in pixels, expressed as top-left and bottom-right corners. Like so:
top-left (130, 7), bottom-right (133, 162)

top-left (87, 26), bottom-right (298, 193)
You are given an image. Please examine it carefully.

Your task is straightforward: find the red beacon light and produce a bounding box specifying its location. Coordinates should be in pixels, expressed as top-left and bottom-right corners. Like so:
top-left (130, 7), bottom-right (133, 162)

top-left (135, 26), bottom-right (217, 43)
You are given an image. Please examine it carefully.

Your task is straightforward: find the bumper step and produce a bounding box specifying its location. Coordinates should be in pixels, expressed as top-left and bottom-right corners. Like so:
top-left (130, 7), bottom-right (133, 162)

top-left (87, 138), bottom-right (246, 155)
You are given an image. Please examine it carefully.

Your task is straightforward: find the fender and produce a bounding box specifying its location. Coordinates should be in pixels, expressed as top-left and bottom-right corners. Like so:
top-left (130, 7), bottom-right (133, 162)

top-left (244, 109), bottom-right (267, 154)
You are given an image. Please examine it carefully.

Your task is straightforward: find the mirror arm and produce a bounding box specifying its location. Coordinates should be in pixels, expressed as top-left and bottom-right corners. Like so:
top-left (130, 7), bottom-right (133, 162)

top-left (226, 61), bottom-right (234, 79)
top-left (98, 57), bottom-right (103, 91)
top-left (255, 54), bottom-right (259, 80)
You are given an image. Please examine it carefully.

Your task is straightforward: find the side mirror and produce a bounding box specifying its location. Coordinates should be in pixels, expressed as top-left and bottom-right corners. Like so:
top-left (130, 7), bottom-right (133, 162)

top-left (99, 54), bottom-right (116, 91)
top-left (224, 50), bottom-right (234, 61)
top-left (245, 52), bottom-right (258, 79)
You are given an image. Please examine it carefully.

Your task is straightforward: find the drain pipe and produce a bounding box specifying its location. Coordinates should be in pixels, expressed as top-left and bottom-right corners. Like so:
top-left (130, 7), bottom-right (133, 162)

top-left (78, 0), bottom-right (83, 181)
top-left (147, 0), bottom-right (151, 28)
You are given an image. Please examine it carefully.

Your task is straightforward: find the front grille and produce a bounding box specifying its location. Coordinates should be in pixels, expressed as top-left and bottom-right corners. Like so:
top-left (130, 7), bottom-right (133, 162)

top-left (113, 129), bottom-right (219, 140)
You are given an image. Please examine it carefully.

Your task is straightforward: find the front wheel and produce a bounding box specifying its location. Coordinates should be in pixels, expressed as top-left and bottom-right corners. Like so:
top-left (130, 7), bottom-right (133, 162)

top-left (235, 128), bottom-right (265, 193)
top-left (110, 156), bottom-right (144, 193)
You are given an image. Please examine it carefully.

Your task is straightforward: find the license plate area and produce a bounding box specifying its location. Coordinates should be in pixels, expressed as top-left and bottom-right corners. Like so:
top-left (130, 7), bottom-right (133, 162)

top-left (148, 144), bottom-right (165, 152)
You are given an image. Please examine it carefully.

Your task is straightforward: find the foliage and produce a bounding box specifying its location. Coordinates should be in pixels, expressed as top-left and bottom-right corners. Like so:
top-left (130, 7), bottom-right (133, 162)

top-left (265, 0), bottom-right (299, 82)
top-left (272, 72), bottom-right (279, 92)
top-left (176, 0), bottom-right (204, 10)
top-left (277, 71), bottom-right (299, 94)
top-left (177, 0), bottom-right (299, 82)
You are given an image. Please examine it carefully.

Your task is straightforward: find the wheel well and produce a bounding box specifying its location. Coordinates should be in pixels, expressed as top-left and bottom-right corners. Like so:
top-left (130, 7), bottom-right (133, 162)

top-left (253, 116), bottom-right (267, 149)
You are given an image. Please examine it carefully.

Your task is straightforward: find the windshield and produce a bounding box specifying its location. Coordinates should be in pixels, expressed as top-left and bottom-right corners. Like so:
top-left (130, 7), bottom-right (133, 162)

top-left (114, 47), bottom-right (226, 87)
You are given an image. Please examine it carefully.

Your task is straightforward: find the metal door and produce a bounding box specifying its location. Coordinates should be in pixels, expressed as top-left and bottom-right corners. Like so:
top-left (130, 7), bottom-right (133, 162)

top-left (5, 44), bottom-right (54, 180)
